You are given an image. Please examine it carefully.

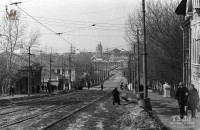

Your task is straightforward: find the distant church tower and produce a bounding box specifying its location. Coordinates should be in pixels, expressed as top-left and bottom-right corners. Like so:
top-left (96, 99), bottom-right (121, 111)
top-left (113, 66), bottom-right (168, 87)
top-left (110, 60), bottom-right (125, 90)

top-left (96, 42), bottom-right (103, 57)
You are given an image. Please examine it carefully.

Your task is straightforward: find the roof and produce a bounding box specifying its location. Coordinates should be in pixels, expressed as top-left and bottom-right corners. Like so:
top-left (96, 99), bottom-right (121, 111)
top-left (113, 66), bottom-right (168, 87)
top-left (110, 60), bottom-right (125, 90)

top-left (175, 0), bottom-right (187, 15)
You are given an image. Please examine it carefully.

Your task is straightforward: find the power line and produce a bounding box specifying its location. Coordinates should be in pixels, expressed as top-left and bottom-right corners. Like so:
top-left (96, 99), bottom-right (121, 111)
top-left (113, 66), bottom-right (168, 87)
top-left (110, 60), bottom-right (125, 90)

top-left (10, 3), bottom-right (81, 51)
top-left (16, 5), bottom-right (57, 34)
top-left (0, 9), bottom-right (126, 26)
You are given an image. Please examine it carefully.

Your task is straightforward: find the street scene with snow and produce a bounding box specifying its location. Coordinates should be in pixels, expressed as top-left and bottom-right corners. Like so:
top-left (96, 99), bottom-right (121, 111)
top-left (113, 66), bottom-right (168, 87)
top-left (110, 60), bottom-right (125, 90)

top-left (1, 0), bottom-right (200, 130)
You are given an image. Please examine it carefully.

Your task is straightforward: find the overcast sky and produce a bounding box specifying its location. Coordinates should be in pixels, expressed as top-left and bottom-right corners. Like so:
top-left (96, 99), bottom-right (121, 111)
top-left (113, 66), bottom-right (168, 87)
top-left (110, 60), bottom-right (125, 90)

top-left (0, 0), bottom-right (145, 53)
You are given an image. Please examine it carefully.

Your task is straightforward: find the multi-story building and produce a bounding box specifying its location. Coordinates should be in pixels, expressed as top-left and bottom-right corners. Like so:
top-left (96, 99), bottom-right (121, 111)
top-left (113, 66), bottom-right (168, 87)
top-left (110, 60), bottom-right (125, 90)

top-left (175, 0), bottom-right (200, 94)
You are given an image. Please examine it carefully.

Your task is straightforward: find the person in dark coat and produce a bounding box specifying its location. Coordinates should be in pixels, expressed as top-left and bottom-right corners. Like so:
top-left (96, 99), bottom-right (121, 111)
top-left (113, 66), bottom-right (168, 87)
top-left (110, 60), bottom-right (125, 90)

top-left (8, 85), bottom-right (12, 96)
top-left (188, 84), bottom-right (199, 118)
top-left (41, 84), bottom-right (44, 91)
top-left (101, 82), bottom-right (103, 90)
top-left (47, 82), bottom-right (50, 94)
top-left (11, 85), bottom-right (15, 96)
top-left (37, 84), bottom-right (40, 93)
top-left (112, 87), bottom-right (120, 106)
top-left (175, 82), bottom-right (189, 119)
top-left (139, 84), bottom-right (144, 92)
top-left (88, 81), bottom-right (90, 89)
top-left (175, 82), bottom-right (182, 108)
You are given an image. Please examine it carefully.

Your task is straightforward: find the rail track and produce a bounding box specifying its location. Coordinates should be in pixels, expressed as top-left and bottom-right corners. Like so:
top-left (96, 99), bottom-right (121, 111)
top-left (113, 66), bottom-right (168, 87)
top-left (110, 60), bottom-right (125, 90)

top-left (0, 90), bottom-right (77, 112)
top-left (40, 89), bottom-right (115, 130)
top-left (41, 74), bottom-right (123, 130)
top-left (0, 70), bottom-right (124, 130)
top-left (0, 89), bottom-right (96, 117)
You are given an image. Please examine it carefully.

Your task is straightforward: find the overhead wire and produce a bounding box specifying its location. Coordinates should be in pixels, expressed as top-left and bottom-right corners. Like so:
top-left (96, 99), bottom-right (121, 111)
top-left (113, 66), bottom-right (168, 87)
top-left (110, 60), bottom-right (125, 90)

top-left (11, 3), bottom-right (83, 52)
top-left (6, 1), bottom-right (129, 53)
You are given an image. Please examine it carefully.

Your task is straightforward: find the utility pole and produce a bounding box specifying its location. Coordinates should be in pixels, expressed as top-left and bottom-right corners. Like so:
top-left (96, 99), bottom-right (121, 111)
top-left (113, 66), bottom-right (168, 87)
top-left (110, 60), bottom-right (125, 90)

top-left (142, 0), bottom-right (147, 98)
top-left (49, 53), bottom-right (52, 94)
top-left (128, 54), bottom-right (132, 85)
top-left (140, 0), bottom-right (152, 111)
top-left (28, 46), bottom-right (33, 96)
top-left (68, 45), bottom-right (72, 90)
top-left (137, 29), bottom-right (140, 91)
top-left (62, 55), bottom-right (65, 90)
top-left (133, 45), bottom-right (136, 90)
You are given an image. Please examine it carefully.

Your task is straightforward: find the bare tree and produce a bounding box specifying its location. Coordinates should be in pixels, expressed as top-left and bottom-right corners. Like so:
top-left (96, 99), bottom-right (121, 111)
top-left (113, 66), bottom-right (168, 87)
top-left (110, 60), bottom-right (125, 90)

top-left (0, 8), bottom-right (40, 95)
top-left (125, 0), bottom-right (184, 83)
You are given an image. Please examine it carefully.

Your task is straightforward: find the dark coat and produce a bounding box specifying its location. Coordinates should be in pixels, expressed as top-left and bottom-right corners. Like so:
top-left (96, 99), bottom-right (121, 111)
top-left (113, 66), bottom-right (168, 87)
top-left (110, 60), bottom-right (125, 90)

top-left (112, 88), bottom-right (120, 103)
top-left (176, 87), bottom-right (189, 105)
top-left (188, 88), bottom-right (199, 109)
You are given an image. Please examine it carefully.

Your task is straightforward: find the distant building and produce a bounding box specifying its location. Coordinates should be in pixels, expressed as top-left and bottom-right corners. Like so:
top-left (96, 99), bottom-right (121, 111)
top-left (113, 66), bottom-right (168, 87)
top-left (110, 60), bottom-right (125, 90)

top-left (96, 42), bottom-right (103, 58)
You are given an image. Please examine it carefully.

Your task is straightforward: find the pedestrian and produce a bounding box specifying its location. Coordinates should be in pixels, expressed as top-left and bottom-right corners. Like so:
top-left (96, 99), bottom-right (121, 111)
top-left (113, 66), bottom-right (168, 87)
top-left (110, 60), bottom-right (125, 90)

top-left (139, 84), bottom-right (144, 92)
top-left (41, 84), bottom-right (44, 91)
top-left (163, 82), bottom-right (171, 97)
top-left (47, 82), bottom-right (50, 94)
top-left (88, 81), bottom-right (90, 89)
top-left (112, 87), bottom-right (120, 106)
top-left (44, 85), bottom-right (47, 92)
top-left (188, 84), bottom-right (199, 118)
top-left (11, 85), bottom-right (15, 96)
top-left (120, 82), bottom-right (123, 90)
top-left (101, 82), bottom-right (103, 90)
top-left (8, 85), bottom-right (12, 96)
top-left (37, 84), bottom-right (40, 93)
top-left (175, 82), bottom-right (182, 109)
top-left (175, 82), bottom-right (189, 119)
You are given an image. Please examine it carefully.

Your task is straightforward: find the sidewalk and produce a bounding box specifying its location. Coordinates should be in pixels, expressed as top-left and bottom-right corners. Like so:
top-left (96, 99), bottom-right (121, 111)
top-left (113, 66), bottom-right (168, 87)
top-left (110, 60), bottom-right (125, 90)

top-left (149, 92), bottom-right (200, 130)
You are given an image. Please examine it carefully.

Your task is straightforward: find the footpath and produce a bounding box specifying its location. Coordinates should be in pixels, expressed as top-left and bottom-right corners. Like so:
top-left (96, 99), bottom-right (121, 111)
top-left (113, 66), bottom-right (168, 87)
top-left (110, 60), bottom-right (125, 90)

top-left (149, 92), bottom-right (200, 130)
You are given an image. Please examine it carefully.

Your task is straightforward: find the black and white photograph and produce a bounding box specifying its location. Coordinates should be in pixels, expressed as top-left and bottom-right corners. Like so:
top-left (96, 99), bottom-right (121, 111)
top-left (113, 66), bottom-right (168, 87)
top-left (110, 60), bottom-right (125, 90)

top-left (0, 0), bottom-right (200, 129)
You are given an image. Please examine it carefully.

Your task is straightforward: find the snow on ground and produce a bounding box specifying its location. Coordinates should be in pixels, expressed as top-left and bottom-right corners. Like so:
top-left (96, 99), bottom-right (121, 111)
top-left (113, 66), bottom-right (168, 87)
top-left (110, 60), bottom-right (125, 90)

top-left (66, 112), bottom-right (92, 129)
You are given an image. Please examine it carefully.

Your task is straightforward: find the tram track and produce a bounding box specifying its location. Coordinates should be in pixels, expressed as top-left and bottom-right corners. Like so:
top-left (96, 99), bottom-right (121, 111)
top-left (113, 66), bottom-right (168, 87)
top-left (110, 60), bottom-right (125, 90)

top-left (0, 90), bottom-right (110, 129)
top-left (0, 90), bottom-right (78, 114)
top-left (41, 74), bottom-right (123, 130)
top-left (1, 70), bottom-right (123, 130)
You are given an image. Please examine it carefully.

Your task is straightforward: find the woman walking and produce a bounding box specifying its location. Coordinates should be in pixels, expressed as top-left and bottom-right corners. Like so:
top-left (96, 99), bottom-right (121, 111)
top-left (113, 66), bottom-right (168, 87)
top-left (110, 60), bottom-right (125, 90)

top-left (188, 84), bottom-right (199, 118)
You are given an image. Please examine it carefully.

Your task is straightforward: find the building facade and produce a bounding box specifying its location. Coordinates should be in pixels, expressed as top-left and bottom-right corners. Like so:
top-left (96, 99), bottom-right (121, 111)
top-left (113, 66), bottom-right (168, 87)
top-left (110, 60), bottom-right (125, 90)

top-left (176, 0), bottom-right (200, 94)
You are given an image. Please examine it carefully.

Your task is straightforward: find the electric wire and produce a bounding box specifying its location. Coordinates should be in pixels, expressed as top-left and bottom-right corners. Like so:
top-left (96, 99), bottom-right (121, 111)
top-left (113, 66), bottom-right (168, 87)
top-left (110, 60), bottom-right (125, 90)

top-left (5, 1), bottom-right (128, 53)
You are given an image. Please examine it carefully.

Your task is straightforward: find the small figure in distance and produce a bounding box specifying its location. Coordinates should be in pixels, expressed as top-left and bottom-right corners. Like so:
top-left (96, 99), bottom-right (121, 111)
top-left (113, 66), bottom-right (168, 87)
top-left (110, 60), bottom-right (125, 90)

top-left (101, 82), bottom-right (104, 90)
top-left (112, 87), bottom-right (120, 106)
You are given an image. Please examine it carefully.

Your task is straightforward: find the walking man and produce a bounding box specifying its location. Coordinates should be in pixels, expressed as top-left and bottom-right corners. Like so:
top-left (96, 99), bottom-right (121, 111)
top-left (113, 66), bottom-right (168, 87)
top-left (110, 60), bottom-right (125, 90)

top-left (101, 82), bottom-right (103, 90)
top-left (112, 87), bottom-right (120, 106)
top-left (176, 82), bottom-right (189, 119)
